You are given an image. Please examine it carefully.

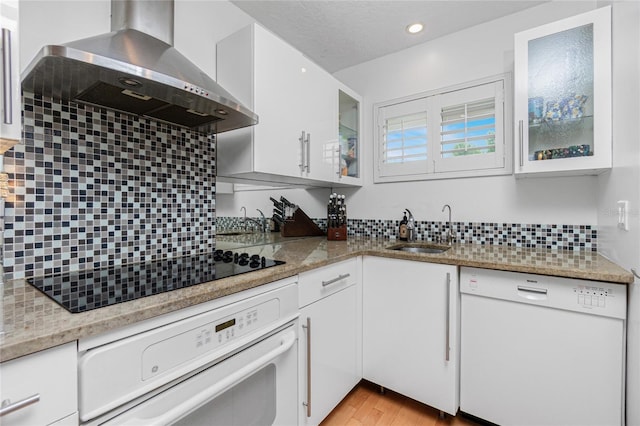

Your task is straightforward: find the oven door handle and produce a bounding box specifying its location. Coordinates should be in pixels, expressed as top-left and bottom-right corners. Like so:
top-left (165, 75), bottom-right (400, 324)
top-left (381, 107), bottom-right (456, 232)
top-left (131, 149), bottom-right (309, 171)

top-left (129, 329), bottom-right (296, 425)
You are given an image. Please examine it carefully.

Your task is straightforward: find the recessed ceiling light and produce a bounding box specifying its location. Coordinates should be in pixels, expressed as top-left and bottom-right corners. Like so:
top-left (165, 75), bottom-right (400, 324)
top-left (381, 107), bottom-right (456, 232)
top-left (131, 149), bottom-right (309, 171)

top-left (406, 22), bottom-right (424, 34)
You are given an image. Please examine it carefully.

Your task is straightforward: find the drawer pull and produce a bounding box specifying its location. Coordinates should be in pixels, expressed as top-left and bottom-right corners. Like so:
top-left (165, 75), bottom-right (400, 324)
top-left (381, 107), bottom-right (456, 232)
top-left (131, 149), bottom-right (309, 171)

top-left (322, 273), bottom-right (350, 287)
top-left (0, 394), bottom-right (40, 417)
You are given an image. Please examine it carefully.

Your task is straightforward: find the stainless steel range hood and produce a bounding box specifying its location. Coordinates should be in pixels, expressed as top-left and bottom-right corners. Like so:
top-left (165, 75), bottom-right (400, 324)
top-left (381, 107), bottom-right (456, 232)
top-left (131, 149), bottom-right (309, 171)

top-left (21, 0), bottom-right (257, 134)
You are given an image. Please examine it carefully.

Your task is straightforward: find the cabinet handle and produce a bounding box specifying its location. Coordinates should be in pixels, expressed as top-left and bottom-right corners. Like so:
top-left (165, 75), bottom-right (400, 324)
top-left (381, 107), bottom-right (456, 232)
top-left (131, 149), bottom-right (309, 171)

top-left (322, 273), bottom-right (350, 287)
top-left (299, 131), bottom-right (306, 172)
top-left (2, 28), bottom-right (12, 125)
top-left (305, 132), bottom-right (311, 172)
top-left (445, 272), bottom-right (451, 362)
top-left (518, 120), bottom-right (524, 167)
top-left (336, 145), bottom-right (342, 177)
top-left (0, 394), bottom-right (41, 417)
top-left (302, 317), bottom-right (312, 417)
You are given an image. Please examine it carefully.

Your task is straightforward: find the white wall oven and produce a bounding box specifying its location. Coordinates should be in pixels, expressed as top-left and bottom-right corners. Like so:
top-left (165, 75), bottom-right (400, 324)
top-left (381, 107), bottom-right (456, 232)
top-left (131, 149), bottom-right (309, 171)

top-left (77, 278), bottom-right (299, 426)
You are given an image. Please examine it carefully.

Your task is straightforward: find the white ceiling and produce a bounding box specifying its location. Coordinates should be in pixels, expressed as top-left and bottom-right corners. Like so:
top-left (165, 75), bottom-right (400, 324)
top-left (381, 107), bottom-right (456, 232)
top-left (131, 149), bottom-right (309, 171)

top-left (230, 0), bottom-right (547, 73)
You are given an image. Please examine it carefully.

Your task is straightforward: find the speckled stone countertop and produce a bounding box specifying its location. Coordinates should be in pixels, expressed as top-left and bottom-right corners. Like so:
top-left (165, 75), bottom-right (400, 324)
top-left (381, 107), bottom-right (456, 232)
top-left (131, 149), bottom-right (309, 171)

top-left (0, 235), bottom-right (633, 362)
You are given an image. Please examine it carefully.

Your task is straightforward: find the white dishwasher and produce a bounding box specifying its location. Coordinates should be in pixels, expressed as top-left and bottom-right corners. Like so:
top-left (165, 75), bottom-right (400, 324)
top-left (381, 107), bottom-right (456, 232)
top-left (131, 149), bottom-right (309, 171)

top-left (460, 266), bottom-right (626, 426)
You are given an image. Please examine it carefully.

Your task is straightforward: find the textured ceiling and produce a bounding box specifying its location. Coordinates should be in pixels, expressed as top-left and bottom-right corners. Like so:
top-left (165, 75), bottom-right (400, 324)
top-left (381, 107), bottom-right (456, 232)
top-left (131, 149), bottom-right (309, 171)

top-left (231, 0), bottom-right (547, 73)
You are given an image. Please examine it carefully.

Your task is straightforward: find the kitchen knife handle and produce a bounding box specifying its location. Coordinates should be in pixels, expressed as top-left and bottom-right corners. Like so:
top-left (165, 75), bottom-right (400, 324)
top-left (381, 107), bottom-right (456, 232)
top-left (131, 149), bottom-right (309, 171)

top-left (280, 196), bottom-right (294, 208)
top-left (2, 28), bottom-right (12, 125)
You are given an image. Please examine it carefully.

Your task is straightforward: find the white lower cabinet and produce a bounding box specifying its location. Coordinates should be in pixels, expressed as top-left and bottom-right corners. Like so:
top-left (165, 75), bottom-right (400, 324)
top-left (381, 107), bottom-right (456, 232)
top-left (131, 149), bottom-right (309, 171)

top-left (362, 256), bottom-right (459, 415)
top-left (298, 258), bottom-right (361, 425)
top-left (0, 342), bottom-right (78, 426)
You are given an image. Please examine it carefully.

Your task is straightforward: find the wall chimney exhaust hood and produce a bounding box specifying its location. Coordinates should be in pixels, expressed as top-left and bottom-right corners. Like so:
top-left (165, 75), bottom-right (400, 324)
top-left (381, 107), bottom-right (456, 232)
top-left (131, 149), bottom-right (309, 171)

top-left (21, 0), bottom-right (257, 134)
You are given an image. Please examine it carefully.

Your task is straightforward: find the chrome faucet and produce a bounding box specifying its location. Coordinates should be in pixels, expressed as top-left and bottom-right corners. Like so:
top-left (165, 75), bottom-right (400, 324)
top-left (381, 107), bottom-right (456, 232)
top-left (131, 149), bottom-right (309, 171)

top-left (241, 207), bottom-right (267, 233)
top-left (240, 206), bottom-right (247, 230)
top-left (256, 209), bottom-right (267, 232)
top-left (441, 204), bottom-right (455, 245)
top-left (405, 208), bottom-right (416, 242)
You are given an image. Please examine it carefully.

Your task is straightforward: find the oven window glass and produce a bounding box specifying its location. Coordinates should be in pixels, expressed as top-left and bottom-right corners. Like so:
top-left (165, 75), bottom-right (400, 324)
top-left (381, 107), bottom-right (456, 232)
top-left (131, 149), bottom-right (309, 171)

top-left (173, 364), bottom-right (276, 426)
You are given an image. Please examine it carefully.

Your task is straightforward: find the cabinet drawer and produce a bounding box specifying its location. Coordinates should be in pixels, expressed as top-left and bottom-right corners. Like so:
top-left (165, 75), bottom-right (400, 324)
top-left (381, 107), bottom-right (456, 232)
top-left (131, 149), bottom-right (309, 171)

top-left (0, 342), bottom-right (77, 426)
top-left (299, 258), bottom-right (357, 307)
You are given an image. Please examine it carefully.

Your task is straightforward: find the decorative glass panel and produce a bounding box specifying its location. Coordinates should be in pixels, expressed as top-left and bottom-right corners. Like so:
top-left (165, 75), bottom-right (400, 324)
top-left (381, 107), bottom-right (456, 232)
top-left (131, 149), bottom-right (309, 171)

top-left (338, 91), bottom-right (360, 178)
top-left (527, 24), bottom-right (594, 161)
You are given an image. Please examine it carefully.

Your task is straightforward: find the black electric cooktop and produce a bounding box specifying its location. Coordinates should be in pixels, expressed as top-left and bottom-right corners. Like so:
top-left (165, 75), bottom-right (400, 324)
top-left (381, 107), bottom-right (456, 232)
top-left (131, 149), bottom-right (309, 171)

top-left (28, 250), bottom-right (285, 313)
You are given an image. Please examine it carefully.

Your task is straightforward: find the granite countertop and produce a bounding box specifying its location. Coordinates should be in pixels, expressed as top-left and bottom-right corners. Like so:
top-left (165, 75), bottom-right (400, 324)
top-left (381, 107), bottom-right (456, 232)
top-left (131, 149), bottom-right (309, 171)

top-left (0, 235), bottom-right (633, 362)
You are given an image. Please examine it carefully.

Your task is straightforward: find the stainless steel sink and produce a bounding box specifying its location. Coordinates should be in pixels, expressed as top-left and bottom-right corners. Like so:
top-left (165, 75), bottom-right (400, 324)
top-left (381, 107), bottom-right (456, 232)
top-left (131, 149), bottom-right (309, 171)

top-left (386, 243), bottom-right (451, 254)
top-left (217, 231), bottom-right (254, 236)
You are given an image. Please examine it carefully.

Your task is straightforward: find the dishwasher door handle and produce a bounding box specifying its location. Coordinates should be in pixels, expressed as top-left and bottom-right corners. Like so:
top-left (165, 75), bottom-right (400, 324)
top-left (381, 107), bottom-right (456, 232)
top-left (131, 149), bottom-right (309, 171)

top-left (517, 285), bottom-right (548, 301)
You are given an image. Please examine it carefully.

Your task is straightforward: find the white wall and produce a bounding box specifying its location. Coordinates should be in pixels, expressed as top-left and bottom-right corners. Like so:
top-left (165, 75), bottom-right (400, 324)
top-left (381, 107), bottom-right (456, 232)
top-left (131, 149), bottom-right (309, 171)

top-left (174, 0), bottom-right (254, 78)
top-left (216, 186), bottom-right (330, 219)
top-left (20, 0), bottom-right (253, 79)
top-left (20, 0), bottom-right (110, 72)
top-left (596, 2), bottom-right (640, 425)
top-left (217, 1), bottom-right (602, 224)
top-left (331, 1), bottom-right (600, 225)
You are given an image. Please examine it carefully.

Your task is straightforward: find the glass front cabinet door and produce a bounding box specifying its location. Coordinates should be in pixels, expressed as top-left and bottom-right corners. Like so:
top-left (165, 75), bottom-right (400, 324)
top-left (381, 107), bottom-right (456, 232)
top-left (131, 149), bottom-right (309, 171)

top-left (514, 6), bottom-right (611, 176)
top-left (335, 86), bottom-right (362, 185)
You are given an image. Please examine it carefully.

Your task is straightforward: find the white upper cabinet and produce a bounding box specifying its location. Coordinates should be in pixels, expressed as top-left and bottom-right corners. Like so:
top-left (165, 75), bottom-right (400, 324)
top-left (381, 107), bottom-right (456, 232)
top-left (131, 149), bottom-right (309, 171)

top-left (0, 0), bottom-right (20, 149)
top-left (216, 23), bottom-right (362, 187)
top-left (514, 6), bottom-right (611, 177)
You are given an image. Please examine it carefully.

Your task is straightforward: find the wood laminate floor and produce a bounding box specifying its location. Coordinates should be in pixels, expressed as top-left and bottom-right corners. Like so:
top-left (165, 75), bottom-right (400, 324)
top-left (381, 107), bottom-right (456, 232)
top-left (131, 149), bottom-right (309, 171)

top-left (320, 381), bottom-right (484, 426)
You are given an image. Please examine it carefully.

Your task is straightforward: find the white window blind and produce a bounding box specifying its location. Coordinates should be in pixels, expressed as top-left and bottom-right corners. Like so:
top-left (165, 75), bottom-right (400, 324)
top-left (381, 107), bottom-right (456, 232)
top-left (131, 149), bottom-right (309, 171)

top-left (377, 98), bottom-right (429, 177)
top-left (434, 80), bottom-right (504, 173)
top-left (440, 98), bottom-right (495, 158)
top-left (384, 112), bottom-right (428, 163)
top-left (374, 75), bottom-right (509, 182)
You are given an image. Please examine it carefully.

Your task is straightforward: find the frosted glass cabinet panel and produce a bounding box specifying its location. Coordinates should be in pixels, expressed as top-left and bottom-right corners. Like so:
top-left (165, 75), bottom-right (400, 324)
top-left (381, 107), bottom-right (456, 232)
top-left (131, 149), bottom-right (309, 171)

top-left (337, 87), bottom-right (361, 185)
top-left (514, 6), bottom-right (611, 176)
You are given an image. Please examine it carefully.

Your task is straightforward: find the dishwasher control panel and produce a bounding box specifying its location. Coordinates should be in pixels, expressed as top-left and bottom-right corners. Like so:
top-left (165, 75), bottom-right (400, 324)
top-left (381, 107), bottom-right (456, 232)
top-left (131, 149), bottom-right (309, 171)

top-left (574, 285), bottom-right (610, 308)
top-left (460, 267), bottom-right (626, 320)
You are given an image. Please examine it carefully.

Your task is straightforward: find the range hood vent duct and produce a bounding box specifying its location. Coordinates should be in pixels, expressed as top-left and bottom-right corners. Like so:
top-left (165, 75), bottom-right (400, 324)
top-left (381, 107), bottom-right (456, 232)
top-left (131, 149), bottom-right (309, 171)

top-left (21, 0), bottom-right (257, 134)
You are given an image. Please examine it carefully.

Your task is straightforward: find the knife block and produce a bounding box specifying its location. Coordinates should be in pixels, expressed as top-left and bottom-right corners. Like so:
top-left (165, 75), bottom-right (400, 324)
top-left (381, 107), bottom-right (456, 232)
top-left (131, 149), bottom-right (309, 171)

top-left (327, 224), bottom-right (347, 241)
top-left (280, 208), bottom-right (325, 237)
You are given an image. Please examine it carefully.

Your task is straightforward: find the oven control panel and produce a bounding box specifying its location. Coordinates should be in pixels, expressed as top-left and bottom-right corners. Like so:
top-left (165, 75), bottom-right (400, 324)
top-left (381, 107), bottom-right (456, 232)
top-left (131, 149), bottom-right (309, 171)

top-left (142, 299), bottom-right (279, 380)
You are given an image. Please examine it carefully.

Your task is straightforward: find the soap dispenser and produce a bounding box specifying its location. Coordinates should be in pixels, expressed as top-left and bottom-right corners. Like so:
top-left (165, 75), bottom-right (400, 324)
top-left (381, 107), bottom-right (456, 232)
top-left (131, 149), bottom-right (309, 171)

top-left (399, 211), bottom-right (408, 241)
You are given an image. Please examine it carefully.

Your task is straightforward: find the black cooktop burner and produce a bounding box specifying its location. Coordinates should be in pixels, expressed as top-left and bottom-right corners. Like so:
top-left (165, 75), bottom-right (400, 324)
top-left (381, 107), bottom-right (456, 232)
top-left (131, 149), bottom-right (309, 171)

top-left (28, 251), bottom-right (285, 313)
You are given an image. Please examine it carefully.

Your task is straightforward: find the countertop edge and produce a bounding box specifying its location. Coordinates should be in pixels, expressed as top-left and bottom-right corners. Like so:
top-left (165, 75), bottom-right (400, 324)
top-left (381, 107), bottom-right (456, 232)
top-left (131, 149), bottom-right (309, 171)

top-left (1, 244), bottom-right (633, 362)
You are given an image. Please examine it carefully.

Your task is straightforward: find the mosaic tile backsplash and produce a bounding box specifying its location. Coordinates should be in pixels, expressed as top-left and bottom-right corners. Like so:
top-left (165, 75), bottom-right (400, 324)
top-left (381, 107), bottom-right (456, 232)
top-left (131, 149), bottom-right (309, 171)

top-left (3, 93), bottom-right (216, 279)
top-left (218, 217), bottom-right (596, 251)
